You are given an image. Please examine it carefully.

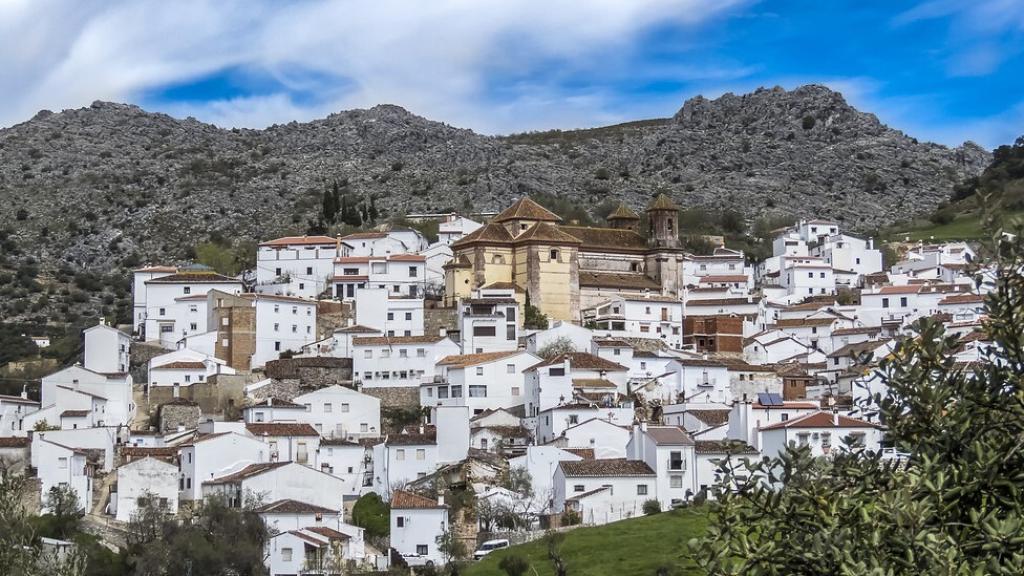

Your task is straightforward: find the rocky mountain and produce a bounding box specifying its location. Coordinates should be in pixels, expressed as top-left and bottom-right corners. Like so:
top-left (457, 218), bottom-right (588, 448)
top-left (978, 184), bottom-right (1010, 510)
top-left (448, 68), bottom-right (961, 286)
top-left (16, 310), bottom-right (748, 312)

top-left (0, 84), bottom-right (990, 323)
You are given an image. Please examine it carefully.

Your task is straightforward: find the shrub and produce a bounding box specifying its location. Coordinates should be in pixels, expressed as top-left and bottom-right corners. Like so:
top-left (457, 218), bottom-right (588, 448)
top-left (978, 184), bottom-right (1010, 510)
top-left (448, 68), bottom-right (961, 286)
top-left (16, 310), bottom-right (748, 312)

top-left (643, 499), bottom-right (662, 515)
top-left (499, 555), bottom-right (531, 576)
top-left (801, 115), bottom-right (816, 130)
top-left (351, 493), bottom-right (390, 541)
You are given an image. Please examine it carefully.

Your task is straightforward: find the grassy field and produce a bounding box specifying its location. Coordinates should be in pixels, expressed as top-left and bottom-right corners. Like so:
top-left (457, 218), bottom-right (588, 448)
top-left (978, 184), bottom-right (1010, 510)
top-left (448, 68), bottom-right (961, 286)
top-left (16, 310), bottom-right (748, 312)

top-left (889, 210), bottom-right (1024, 242)
top-left (465, 507), bottom-right (710, 576)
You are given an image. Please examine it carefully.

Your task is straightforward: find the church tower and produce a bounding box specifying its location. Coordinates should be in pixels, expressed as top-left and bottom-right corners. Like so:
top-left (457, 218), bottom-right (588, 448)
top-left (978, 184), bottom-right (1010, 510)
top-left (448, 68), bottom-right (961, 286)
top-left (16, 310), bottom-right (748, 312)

top-left (606, 203), bottom-right (640, 233)
top-left (645, 193), bottom-right (681, 249)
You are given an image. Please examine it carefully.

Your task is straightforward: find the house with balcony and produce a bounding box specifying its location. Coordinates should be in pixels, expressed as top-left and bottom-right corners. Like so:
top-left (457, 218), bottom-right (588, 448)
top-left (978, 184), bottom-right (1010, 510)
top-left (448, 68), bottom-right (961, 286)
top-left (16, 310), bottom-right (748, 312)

top-left (421, 350), bottom-right (540, 415)
top-left (256, 235), bottom-right (341, 299)
top-left (332, 254), bottom-right (426, 300)
top-left (458, 288), bottom-right (522, 354)
top-left (523, 352), bottom-right (629, 416)
top-left (353, 335), bottom-right (459, 389)
top-left (583, 294), bottom-right (684, 349)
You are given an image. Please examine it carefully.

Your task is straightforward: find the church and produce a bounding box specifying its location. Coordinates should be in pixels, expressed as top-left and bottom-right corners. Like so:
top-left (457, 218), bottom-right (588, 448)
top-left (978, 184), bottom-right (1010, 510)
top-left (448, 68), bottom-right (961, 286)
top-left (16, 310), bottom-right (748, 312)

top-left (443, 194), bottom-right (687, 322)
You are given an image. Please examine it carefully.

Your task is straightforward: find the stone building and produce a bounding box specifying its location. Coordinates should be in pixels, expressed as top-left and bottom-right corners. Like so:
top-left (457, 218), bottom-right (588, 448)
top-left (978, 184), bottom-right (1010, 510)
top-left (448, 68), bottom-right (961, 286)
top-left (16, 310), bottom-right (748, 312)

top-left (157, 397), bottom-right (201, 434)
top-left (444, 195), bottom-right (687, 322)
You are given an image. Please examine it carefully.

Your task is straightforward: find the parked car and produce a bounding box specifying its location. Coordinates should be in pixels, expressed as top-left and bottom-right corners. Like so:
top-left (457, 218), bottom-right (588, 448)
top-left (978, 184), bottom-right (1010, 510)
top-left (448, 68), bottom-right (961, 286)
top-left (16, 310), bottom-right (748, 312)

top-left (473, 539), bottom-right (510, 560)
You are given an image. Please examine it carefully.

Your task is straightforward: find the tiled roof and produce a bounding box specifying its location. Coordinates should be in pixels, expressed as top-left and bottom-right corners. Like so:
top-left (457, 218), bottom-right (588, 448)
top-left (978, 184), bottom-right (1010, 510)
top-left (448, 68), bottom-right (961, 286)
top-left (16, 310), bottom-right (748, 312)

top-left (205, 462), bottom-right (291, 484)
top-left (699, 275), bottom-right (749, 283)
top-left (676, 357), bottom-right (728, 368)
top-left (153, 361), bottom-right (206, 370)
top-left (0, 437), bottom-right (30, 448)
top-left (244, 397), bottom-right (304, 409)
top-left (246, 423), bottom-right (320, 437)
top-left (391, 490), bottom-right (446, 509)
top-left (334, 324), bottom-right (381, 334)
top-left (531, 352), bottom-right (628, 372)
top-left (828, 339), bottom-right (890, 358)
top-left (617, 294), bottom-right (681, 303)
top-left (562, 448), bottom-right (595, 459)
top-left (566, 486), bottom-right (612, 501)
top-left (560, 226), bottom-right (647, 251)
top-left (121, 447), bottom-right (179, 462)
top-left (939, 293), bottom-right (984, 305)
top-left (579, 271), bottom-right (661, 290)
top-left (305, 526), bottom-right (351, 540)
top-left (133, 265), bottom-right (178, 273)
top-left (438, 350), bottom-right (523, 368)
top-left (875, 285), bottom-right (921, 295)
top-left (352, 335), bottom-right (447, 345)
top-left (0, 394), bottom-right (40, 405)
top-left (256, 499), bottom-right (339, 514)
top-left (686, 297), bottom-right (756, 307)
top-left (571, 378), bottom-right (618, 389)
top-left (493, 197), bottom-right (562, 223)
top-left (516, 222), bottom-right (583, 244)
top-left (591, 337), bottom-right (633, 348)
top-left (340, 231), bottom-right (388, 240)
top-left (387, 433), bottom-right (437, 446)
top-left (760, 411), bottom-right (881, 431)
top-left (560, 458), bottom-right (656, 477)
top-left (481, 281), bottom-right (524, 292)
top-left (776, 318), bottom-right (840, 328)
top-left (260, 235), bottom-right (338, 247)
top-left (647, 193), bottom-right (680, 212)
top-left (645, 426), bottom-right (695, 446)
top-left (388, 254), bottom-right (427, 261)
top-left (694, 440), bottom-right (759, 455)
top-left (606, 203), bottom-right (640, 221)
top-left (831, 326), bottom-right (881, 336)
top-left (686, 409), bottom-right (731, 426)
top-left (146, 272), bottom-right (240, 284)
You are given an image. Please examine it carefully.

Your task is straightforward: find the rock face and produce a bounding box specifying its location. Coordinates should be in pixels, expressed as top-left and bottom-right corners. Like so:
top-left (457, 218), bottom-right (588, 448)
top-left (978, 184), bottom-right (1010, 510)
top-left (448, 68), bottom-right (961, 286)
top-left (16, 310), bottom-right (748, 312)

top-left (0, 85), bottom-right (989, 320)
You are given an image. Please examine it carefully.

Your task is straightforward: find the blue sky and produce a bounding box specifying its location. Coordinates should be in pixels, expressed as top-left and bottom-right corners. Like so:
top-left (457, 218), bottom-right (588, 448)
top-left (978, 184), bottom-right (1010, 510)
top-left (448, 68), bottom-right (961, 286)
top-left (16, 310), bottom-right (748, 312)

top-left (1, 0), bottom-right (1022, 147)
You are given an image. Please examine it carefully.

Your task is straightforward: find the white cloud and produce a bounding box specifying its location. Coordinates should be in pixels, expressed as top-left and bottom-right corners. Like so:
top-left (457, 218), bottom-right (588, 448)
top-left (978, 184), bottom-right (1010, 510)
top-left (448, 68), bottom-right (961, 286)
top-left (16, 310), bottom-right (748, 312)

top-left (0, 0), bottom-right (751, 132)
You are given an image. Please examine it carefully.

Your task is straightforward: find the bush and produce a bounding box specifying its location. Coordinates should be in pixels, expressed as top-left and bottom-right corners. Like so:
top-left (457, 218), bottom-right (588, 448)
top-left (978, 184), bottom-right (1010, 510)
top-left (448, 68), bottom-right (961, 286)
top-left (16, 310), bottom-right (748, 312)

top-left (563, 508), bottom-right (582, 526)
top-left (499, 555), bottom-right (531, 576)
top-left (594, 167), bottom-right (611, 180)
top-left (801, 115), bottom-right (816, 130)
top-left (351, 493), bottom-right (390, 541)
top-left (643, 499), bottom-right (662, 515)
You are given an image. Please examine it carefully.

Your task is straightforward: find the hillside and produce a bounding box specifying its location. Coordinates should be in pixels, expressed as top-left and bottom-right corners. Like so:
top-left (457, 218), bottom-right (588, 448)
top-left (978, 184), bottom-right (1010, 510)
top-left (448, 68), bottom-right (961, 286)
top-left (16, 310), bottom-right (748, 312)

top-left (0, 84), bottom-right (990, 325)
top-left (466, 508), bottom-right (709, 576)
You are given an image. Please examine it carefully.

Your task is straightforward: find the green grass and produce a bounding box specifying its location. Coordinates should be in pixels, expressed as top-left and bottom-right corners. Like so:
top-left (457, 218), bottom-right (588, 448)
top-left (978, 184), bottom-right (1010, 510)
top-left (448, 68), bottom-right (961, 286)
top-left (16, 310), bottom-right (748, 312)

top-left (889, 210), bottom-right (1024, 242)
top-left (465, 507), bottom-right (709, 576)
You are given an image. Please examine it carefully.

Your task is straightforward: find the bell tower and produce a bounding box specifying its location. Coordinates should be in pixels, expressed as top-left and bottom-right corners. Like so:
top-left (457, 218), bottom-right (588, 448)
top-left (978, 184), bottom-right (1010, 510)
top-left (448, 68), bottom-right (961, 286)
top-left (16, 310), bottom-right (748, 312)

top-left (606, 203), bottom-right (640, 233)
top-left (646, 193), bottom-right (680, 249)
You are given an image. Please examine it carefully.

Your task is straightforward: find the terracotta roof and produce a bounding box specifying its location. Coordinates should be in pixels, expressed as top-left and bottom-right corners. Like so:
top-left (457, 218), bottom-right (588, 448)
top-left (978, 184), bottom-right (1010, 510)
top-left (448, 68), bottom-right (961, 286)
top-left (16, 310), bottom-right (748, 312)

top-left (831, 326), bottom-right (881, 336)
top-left (481, 281), bottom-right (524, 292)
top-left (647, 193), bottom-right (680, 212)
top-left (828, 339), bottom-right (890, 358)
top-left (260, 235), bottom-right (338, 247)
top-left (686, 297), bottom-right (756, 307)
top-left (939, 293), bottom-right (984, 305)
top-left (0, 394), bottom-right (40, 405)
top-left (760, 411), bottom-right (882, 431)
top-left (134, 266), bottom-right (178, 273)
top-left (0, 437), bottom-right (30, 448)
top-left (875, 285), bottom-right (921, 295)
top-left (451, 223), bottom-right (516, 248)
top-left (531, 352), bottom-right (628, 372)
top-left (493, 197), bottom-right (562, 223)
top-left (61, 410), bottom-right (90, 418)
top-left (438, 350), bottom-right (524, 368)
top-left (776, 318), bottom-right (840, 328)
top-left (694, 440), bottom-right (759, 455)
top-left (334, 324), bottom-right (381, 334)
top-left (560, 226), bottom-right (647, 251)
top-left (566, 486), bottom-right (612, 501)
top-left (562, 448), bottom-right (595, 459)
top-left (516, 222), bottom-right (582, 245)
top-left (571, 378), bottom-right (618, 389)
top-left (389, 254), bottom-right (426, 262)
top-left (753, 400), bottom-right (820, 410)
top-left (335, 256), bottom-right (370, 264)
top-left (340, 231), bottom-right (388, 240)
top-left (153, 361), bottom-right (206, 370)
top-left (146, 272), bottom-right (240, 284)
top-left (121, 447), bottom-right (179, 462)
top-left (676, 357), bottom-right (728, 368)
top-left (353, 335), bottom-right (447, 345)
top-left (685, 409), bottom-right (731, 426)
top-left (205, 462), bottom-right (291, 484)
top-left (246, 423), bottom-right (320, 437)
top-left (305, 526), bottom-right (351, 540)
top-left (391, 490), bottom-right (446, 509)
top-left (387, 433), bottom-right (437, 446)
top-left (699, 275), bottom-right (749, 283)
top-left (616, 294), bottom-right (681, 303)
top-left (579, 271), bottom-right (661, 290)
top-left (256, 499), bottom-right (339, 515)
top-left (645, 426), bottom-right (695, 446)
top-left (592, 337), bottom-right (633, 348)
top-left (244, 398), bottom-right (304, 409)
top-left (607, 203), bottom-right (640, 220)
top-left (560, 458), bottom-right (656, 477)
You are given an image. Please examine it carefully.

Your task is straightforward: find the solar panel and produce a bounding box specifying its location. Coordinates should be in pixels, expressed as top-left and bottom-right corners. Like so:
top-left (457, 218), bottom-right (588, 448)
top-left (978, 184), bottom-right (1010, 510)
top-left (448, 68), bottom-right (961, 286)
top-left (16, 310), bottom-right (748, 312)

top-left (757, 392), bottom-right (783, 406)
top-left (767, 393), bottom-right (784, 406)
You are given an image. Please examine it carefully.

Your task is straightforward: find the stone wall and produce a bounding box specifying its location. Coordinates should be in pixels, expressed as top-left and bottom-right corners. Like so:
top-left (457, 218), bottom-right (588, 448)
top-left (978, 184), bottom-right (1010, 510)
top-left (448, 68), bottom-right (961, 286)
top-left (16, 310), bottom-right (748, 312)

top-left (134, 373), bottom-right (249, 424)
top-left (264, 357), bottom-right (352, 388)
top-left (128, 341), bottom-right (166, 384)
top-left (361, 386), bottom-right (420, 409)
top-left (158, 399), bottom-right (202, 433)
top-left (424, 307), bottom-right (458, 337)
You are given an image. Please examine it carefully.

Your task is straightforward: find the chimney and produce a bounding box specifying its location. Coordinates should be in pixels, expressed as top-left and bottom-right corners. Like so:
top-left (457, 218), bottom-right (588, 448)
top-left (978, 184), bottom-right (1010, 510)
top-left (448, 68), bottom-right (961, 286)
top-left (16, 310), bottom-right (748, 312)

top-left (266, 398), bottom-right (272, 407)
top-left (438, 494), bottom-right (445, 506)
top-left (419, 425), bottom-right (425, 434)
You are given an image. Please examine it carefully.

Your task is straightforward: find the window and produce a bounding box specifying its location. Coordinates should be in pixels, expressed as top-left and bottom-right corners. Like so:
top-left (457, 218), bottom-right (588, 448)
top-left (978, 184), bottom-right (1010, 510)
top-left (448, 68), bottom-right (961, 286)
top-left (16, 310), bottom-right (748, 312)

top-left (397, 517), bottom-right (405, 528)
top-left (506, 307), bottom-right (517, 321)
top-left (292, 325), bottom-right (297, 333)
top-left (360, 423), bottom-right (368, 433)
top-left (549, 367), bottom-right (565, 377)
top-left (808, 272), bottom-right (814, 278)
top-left (275, 268), bottom-right (282, 276)
top-left (882, 298), bottom-right (890, 308)
top-left (274, 341), bottom-right (281, 351)
top-left (506, 363), bottom-right (516, 374)
top-left (387, 312), bottom-right (394, 321)
top-left (416, 545), bottom-right (429, 556)
top-left (281, 548), bottom-right (293, 562)
top-left (274, 323), bottom-right (280, 332)
top-left (381, 349), bottom-right (391, 358)
top-left (396, 449), bottom-right (406, 460)
top-left (613, 348), bottom-right (621, 356)
top-left (798, 433), bottom-right (810, 447)
top-left (417, 348), bottom-right (426, 357)
top-left (511, 386), bottom-right (520, 396)
top-left (669, 450), bottom-right (683, 470)
top-left (438, 387), bottom-right (449, 399)
top-left (292, 306), bottom-right (298, 315)
top-left (550, 249), bottom-right (559, 261)
top-left (306, 266), bottom-right (313, 275)
top-left (409, 266), bottom-right (418, 278)
top-left (416, 449), bottom-right (425, 460)
top-left (473, 326), bottom-right (496, 337)
top-left (364, 350), bottom-right (373, 359)
top-left (342, 403), bottom-right (350, 412)
top-left (476, 366), bottom-right (484, 376)
top-left (469, 385), bottom-right (487, 397)
top-left (568, 415), bottom-right (579, 425)
top-left (159, 307), bottom-right (166, 316)
top-left (324, 403), bottom-right (333, 413)
top-left (274, 304), bottom-right (280, 313)
top-left (58, 457), bottom-right (68, 469)
top-left (670, 475), bottom-right (683, 489)
top-left (900, 297), bottom-right (908, 307)
top-left (399, 349), bottom-right (408, 358)
top-left (451, 386), bottom-right (463, 397)
top-left (188, 304), bottom-right (198, 313)
top-left (637, 484), bottom-right (649, 495)
top-left (574, 485), bottom-right (585, 492)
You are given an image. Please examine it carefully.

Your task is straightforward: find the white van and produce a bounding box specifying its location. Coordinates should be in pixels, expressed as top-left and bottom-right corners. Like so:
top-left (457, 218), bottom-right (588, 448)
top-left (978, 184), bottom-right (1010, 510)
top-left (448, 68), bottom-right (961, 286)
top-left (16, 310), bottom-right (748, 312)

top-left (473, 539), bottom-right (511, 560)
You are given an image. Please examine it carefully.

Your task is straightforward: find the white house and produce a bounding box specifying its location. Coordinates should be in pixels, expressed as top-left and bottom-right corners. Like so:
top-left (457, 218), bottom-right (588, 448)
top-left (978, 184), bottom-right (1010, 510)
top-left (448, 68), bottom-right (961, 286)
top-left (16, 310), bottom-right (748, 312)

top-left (523, 352), bottom-right (629, 416)
top-left (83, 320), bottom-right (132, 375)
top-left (246, 423), bottom-right (321, 466)
top-left (142, 270), bottom-right (242, 346)
top-left (554, 418), bottom-right (631, 459)
top-left (437, 214), bottom-right (483, 245)
top-left (371, 433), bottom-right (439, 496)
top-left (759, 411), bottom-right (883, 460)
top-left (132, 266), bottom-right (178, 334)
top-left (292, 385), bottom-right (382, 439)
top-left (584, 295), bottom-right (684, 349)
top-left (354, 336), bottom-right (459, 389)
top-left (316, 439), bottom-right (372, 498)
top-left (340, 229), bottom-right (428, 258)
top-left (692, 439), bottom-right (760, 496)
top-left (727, 397), bottom-right (822, 450)
top-left (626, 424), bottom-right (696, 509)
top-left (38, 365), bottom-right (134, 431)
top-left (458, 294), bottom-right (521, 354)
top-left (525, 321), bottom-right (595, 355)
top-left (333, 255), bottom-right (427, 300)
top-left (250, 294), bottom-right (319, 368)
top-left (148, 348), bottom-right (236, 387)
top-left (179, 431), bottom-right (268, 501)
top-left (553, 458), bottom-right (656, 525)
top-left (35, 439), bottom-right (94, 512)
top-left (534, 404), bottom-right (633, 446)
top-left (203, 461), bottom-right (347, 511)
top-left (353, 288), bottom-right (425, 337)
top-left (508, 446), bottom-right (585, 513)
top-left (266, 527), bottom-right (357, 576)
top-left (682, 249), bottom-right (752, 288)
top-left (422, 351), bottom-right (542, 415)
top-left (256, 235), bottom-right (340, 299)
top-left (112, 456), bottom-right (179, 522)
top-left (389, 490), bottom-right (449, 565)
top-left (778, 256), bottom-right (836, 298)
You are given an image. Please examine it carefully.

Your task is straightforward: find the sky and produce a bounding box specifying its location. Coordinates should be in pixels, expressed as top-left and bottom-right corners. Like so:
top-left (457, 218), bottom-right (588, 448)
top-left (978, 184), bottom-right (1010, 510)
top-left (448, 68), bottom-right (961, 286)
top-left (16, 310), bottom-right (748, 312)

top-left (0, 0), bottom-right (1022, 148)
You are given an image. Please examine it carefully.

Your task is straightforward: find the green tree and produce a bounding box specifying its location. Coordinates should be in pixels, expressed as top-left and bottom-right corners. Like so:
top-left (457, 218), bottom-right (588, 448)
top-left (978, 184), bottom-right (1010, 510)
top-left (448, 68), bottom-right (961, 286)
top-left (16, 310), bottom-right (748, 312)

top-left (694, 227), bottom-right (1024, 575)
top-left (351, 493), bottom-right (390, 542)
top-left (523, 291), bottom-right (549, 330)
top-left (536, 336), bottom-right (577, 360)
